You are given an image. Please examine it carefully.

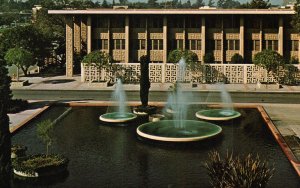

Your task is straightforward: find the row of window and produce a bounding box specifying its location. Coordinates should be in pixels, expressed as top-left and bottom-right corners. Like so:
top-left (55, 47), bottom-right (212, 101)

top-left (92, 39), bottom-right (299, 52)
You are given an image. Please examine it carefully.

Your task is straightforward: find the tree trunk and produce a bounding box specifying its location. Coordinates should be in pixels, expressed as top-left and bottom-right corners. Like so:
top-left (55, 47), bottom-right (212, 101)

top-left (21, 66), bottom-right (28, 77)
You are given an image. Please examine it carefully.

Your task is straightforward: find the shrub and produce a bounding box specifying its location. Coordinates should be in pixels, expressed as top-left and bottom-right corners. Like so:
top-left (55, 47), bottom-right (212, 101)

top-left (13, 154), bottom-right (69, 176)
top-left (289, 57), bottom-right (299, 64)
top-left (203, 52), bottom-right (215, 64)
top-left (168, 49), bottom-right (198, 70)
top-left (7, 99), bottom-right (28, 113)
top-left (205, 151), bottom-right (274, 188)
top-left (231, 53), bottom-right (244, 64)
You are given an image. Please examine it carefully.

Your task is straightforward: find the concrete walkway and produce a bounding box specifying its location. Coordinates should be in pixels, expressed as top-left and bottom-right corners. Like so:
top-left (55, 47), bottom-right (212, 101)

top-left (11, 75), bottom-right (300, 92)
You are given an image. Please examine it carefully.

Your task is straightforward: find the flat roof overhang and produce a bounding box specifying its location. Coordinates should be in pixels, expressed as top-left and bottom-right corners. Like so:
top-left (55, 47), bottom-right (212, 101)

top-left (48, 9), bottom-right (295, 15)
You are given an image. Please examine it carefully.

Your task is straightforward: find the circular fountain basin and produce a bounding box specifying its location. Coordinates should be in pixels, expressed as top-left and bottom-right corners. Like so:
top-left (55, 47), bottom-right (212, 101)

top-left (137, 120), bottom-right (222, 142)
top-left (195, 109), bottom-right (241, 121)
top-left (99, 112), bottom-right (137, 123)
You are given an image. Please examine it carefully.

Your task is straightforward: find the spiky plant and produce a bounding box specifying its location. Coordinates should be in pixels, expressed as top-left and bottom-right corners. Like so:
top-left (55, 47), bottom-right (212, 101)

top-left (205, 151), bottom-right (274, 188)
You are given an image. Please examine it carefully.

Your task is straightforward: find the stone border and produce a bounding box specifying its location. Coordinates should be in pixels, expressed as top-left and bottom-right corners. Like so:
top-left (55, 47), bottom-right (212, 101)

top-left (10, 106), bottom-right (50, 134)
top-left (257, 106), bottom-right (300, 177)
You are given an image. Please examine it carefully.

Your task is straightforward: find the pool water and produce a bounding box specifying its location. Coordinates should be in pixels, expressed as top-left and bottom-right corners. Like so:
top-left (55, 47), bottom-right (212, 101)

top-left (12, 106), bottom-right (300, 187)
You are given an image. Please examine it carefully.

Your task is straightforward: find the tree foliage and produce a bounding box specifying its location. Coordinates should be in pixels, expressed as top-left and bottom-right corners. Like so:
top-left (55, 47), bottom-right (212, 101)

top-left (82, 50), bottom-right (111, 69)
top-left (231, 53), bottom-right (244, 64)
top-left (241, 0), bottom-right (271, 9)
top-left (0, 25), bottom-right (51, 67)
top-left (253, 50), bottom-right (285, 74)
top-left (0, 64), bottom-right (11, 187)
top-left (168, 49), bottom-right (198, 70)
top-left (5, 47), bottom-right (34, 77)
top-left (253, 50), bottom-right (285, 83)
top-left (217, 0), bottom-right (241, 8)
top-left (37, 119), bottom-right (54, 156)
top-left (203, 52), bottom-right (215, 64)
top-left (292, 0), bottom-right (300, 33)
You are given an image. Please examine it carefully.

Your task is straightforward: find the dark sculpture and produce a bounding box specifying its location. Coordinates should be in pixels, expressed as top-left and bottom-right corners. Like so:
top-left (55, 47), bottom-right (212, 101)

top-left (140, 55), bottom-right (150, 107)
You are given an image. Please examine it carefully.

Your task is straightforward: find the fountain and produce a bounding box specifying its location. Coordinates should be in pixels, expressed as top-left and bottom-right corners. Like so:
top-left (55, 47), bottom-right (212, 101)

top-left (136, 58), bottom-right (222, 142)
top-left (99, 79), bottom-right (137, 123)
top-left (195, 83), bottom-right (241, 121)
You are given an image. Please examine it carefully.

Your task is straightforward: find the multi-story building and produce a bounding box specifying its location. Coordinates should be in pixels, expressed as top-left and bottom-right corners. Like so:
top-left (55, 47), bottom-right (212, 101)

top-left (48, 7), bottom-right (298, 77)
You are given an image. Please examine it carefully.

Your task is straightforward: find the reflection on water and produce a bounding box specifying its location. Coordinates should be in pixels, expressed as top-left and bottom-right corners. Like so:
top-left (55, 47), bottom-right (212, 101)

top-left (12, 106), bottom-right (300, 187)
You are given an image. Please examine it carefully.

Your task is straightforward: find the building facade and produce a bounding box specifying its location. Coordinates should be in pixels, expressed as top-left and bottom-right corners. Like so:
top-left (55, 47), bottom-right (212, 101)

top-left (49, 8), bottom-right (298, 77)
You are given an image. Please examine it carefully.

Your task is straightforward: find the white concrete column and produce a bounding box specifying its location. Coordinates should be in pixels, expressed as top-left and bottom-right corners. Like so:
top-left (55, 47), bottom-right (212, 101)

top-left (163, 16), bottom-right (167, 64)
top-left (65, 16), bottom-right (73, 77)
top-left (240, 16), bottom-right (244, 58)
top-left (201, 17), bottom-right (206, 63)
top-left (87, 15), bottom-right (92, 53)
top-left (81, 63), bottom-right (85, 82)
top-left (125, 15), bottom-right (129, 63)
top-left (278, 16), bottom-right (284, 55)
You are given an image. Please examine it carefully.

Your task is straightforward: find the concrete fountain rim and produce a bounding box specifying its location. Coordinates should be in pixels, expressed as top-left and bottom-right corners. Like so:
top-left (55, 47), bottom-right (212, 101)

top-left (195, 109), bottom-right (241, 121)
top-left (136, 120), bottom-right (222, 142)
top-left (99, 112), bottom-right (137, 123)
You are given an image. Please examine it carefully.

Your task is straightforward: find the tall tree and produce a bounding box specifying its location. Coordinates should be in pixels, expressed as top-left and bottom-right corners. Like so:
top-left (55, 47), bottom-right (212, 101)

top-left (119, 0), bottom-right (128, 5)
top-left (242, 0), bottom-right (271, 9)
top-left (291, 0), bottom-right (300, 33)
top-left (217, 0), bottom-right (240, 8)
top-left (102, 0), bottom-right (109, 8)
top-left (0, 25), bottom-right (51, 68)
top-left (0, 63), bottom-right (11, 188)
top-left (192, 0), bottom-right (205, 8)
top-left (148, 0), bottom-right (158, 8)
top-left (208, 0), bottom-right (215, 6)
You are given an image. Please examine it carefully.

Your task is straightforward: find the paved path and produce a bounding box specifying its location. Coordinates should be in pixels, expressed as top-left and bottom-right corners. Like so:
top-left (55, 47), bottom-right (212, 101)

top-left (11, 75), bottom-right (300, 92)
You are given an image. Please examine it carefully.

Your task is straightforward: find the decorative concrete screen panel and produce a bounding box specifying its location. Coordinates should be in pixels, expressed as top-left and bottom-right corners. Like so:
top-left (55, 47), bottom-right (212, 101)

top-left (82, 63), bottom-right (300, 85)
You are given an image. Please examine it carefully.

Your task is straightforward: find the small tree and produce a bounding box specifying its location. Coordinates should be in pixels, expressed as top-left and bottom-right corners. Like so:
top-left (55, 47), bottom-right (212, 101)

top-left (253, 50), bottom-right (285, 84)
top-left (37, 119), bottom-right (54, 156)
top-left (203, 52), bottom-right (215, 64)
top-left (82, 51), bottom-right (112, 82)
top-left (168, 49), bottom-right (198, 69)
top-left (231, 53), bottom-right (244, 64)
top-left (4, 47), bottom-right (34, 80)
top-left (139, 55), bottom-right (150, 107)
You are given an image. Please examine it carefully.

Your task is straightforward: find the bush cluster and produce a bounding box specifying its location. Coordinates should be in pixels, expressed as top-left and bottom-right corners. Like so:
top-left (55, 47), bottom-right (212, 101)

top-left (13, 154), bottom-right (69, 176)
top-left (7, 99), bottom-right (28, 113)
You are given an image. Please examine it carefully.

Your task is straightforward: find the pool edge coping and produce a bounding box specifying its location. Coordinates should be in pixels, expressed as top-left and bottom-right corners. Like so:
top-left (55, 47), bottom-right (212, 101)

top-left (257, 105), bottom-right (300, 177)
top-left (10, 106), bottom-right (50, 135)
